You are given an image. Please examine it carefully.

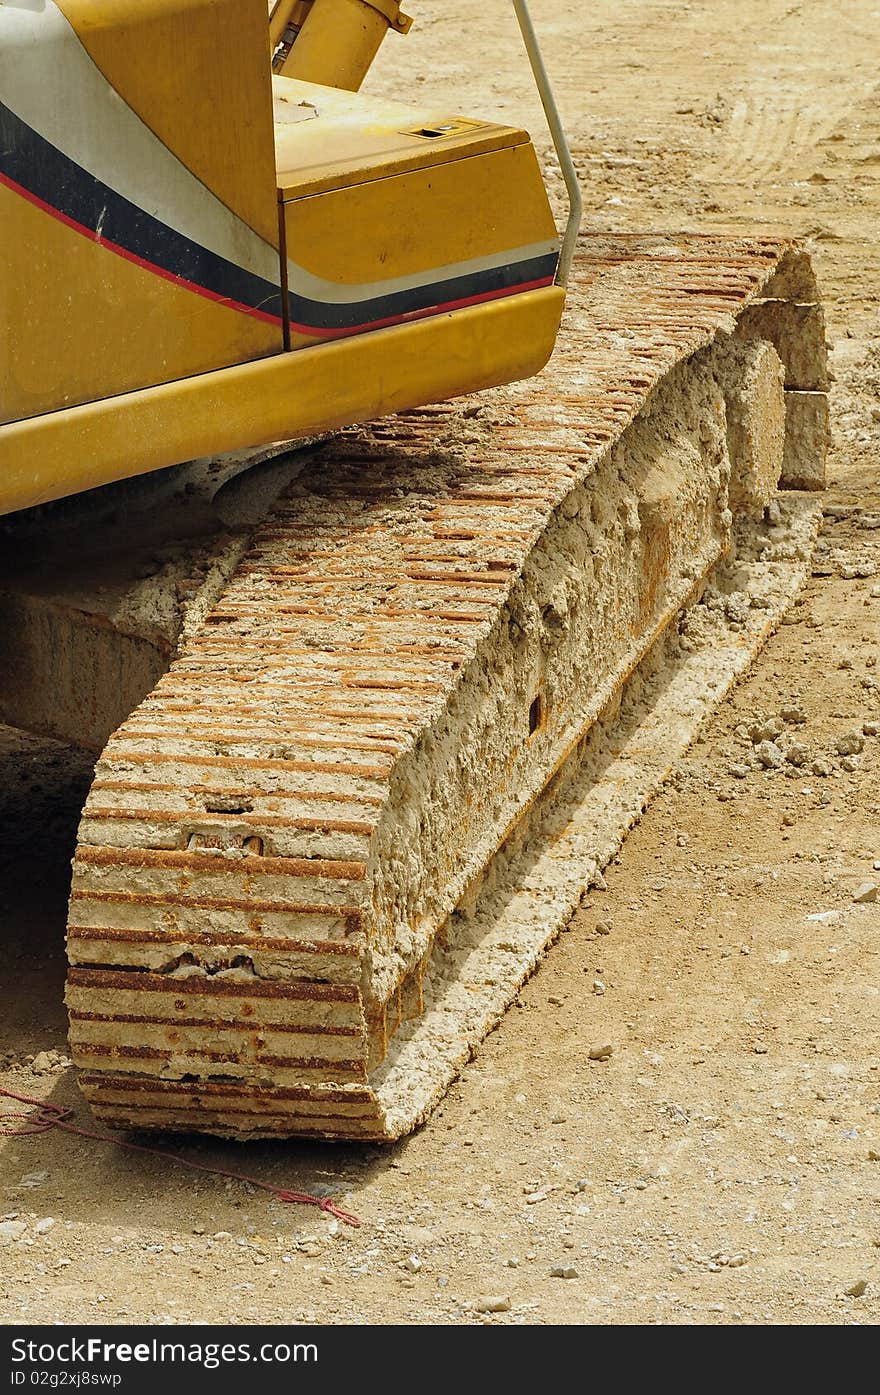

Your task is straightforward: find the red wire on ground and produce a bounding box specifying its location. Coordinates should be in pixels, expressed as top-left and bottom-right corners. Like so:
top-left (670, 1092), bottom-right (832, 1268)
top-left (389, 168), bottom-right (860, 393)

top-left (0, 1084), bottom-right (360, 1227)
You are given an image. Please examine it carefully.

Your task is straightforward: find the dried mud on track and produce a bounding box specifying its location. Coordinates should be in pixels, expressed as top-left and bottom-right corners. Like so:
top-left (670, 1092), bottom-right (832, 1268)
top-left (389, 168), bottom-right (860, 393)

top-left (2, 0), bottom-right (879, 1325)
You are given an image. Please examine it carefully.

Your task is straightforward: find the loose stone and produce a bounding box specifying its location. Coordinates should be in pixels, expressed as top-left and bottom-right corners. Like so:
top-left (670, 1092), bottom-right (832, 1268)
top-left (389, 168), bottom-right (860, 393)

top-left (781, 705), bottom-right (807, 725)
top-left (755, 740), bottom-right (784, 769)
top-left (475, 1295), bottom-right (511, 1313)
top-left (785, 741), bottom-right (811, 767)
top-left (836, 731), bottom-right (865, 756)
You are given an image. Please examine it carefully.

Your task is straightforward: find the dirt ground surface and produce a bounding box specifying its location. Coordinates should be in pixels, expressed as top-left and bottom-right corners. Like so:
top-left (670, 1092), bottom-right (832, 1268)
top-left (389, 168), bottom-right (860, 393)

top-left (2, 0), bottom-right (879, 1326)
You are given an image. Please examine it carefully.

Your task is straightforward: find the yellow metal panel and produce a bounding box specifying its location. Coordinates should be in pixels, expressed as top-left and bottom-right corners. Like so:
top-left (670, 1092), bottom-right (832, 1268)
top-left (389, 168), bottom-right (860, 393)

top-left (0, 288), bottom-right (565, 514)
top-left (56, 0), bottom-right (279, 244)
top-left (274, 77), bottom-right (529, 198)
top-left (0, 183), bottom-right (282, 427)
top-left (282, 144), bottom-right (558, 333)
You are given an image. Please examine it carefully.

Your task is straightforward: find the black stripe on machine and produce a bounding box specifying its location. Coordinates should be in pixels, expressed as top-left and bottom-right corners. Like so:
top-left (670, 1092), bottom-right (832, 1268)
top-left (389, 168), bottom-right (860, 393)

top-left (0, 101), bottom-right (559, 334)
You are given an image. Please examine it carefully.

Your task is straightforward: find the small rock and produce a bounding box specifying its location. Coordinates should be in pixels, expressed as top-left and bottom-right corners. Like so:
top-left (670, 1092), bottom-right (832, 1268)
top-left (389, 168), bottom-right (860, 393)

top-left (592, 980), bottom-right (606, 996)
top-left (836, 731), bottom-right (865, 756)
top-left (728, 762), bottom-right (750, 779)
top-left (785, 741), bottom-right (811, 768)
top-left (781, 705), bottom-right (807, 725)
top-left (404, 1255), bottom-right (422, 1273)
top-left (34, 1218), bottom-right (55, 1236)
top-left (782, 812), bottom-right (796, 827)
top-left (0, 1221), bottom-right (27, 1246)
top-left (30, 1050), bottom-right (69, 1073)
top-left (17, 1172), bottom-right (48, 1189)
top-left (550, 1266), bottom-right (580, 1279)
top-left (852, 882), bottom-right (878, 904)
top-left (727, 1254), bottom-right (747, 1268)
top-left (864, 721), bottom-right (880, 737)
top-left (750, 717), bottom-right (785, 742)
top-left (588, 1042), bottom-right (613, 1061)
top-left (844, 1279), bottom-right (867, 1298)
top-left (475, 1295), bottom-right (511, 1313)
top-left (400, 1225), bottom-right (435, 1247)
top-left (867, 1149), bottom-right (880, 1161)
top-left (595, 919), bottom-right (612, 936)
top-left (756, 740), bottom-right (784, 769)
top-left (811, 757), bottom-right (834, 777)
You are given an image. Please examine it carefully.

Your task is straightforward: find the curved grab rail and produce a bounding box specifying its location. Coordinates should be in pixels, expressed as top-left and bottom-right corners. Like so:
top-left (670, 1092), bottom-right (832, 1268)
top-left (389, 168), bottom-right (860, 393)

top-left (511, 0), bottom-right (583, 287)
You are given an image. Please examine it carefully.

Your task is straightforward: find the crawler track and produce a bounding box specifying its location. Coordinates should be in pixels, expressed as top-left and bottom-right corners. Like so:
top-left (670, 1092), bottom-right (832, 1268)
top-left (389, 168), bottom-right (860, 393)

top-left (65, 233), bottom-right (827, 1138)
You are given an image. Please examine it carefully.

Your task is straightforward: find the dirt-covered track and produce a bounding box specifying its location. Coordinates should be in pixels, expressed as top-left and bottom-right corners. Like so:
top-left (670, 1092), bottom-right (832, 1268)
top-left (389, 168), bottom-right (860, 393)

top-left (67, 233), bottom-right (827, 1138)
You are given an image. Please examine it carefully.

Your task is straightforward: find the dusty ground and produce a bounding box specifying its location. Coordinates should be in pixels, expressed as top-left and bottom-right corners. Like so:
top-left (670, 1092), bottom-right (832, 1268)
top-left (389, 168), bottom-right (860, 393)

top-left (1, 0), bottom-right (879, 1326)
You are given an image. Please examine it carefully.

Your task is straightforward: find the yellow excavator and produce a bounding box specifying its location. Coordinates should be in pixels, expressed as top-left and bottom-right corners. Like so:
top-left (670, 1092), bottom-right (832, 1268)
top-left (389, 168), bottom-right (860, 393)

top-left (0, 0), bottom-right (579, 515)
top-left (0, 1), bottom-right (828, 1140)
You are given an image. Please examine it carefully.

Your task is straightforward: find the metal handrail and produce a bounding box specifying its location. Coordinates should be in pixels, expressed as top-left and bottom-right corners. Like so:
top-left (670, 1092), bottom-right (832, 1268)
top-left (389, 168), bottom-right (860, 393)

top-left (511, 0), bottom-right (582, 287)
